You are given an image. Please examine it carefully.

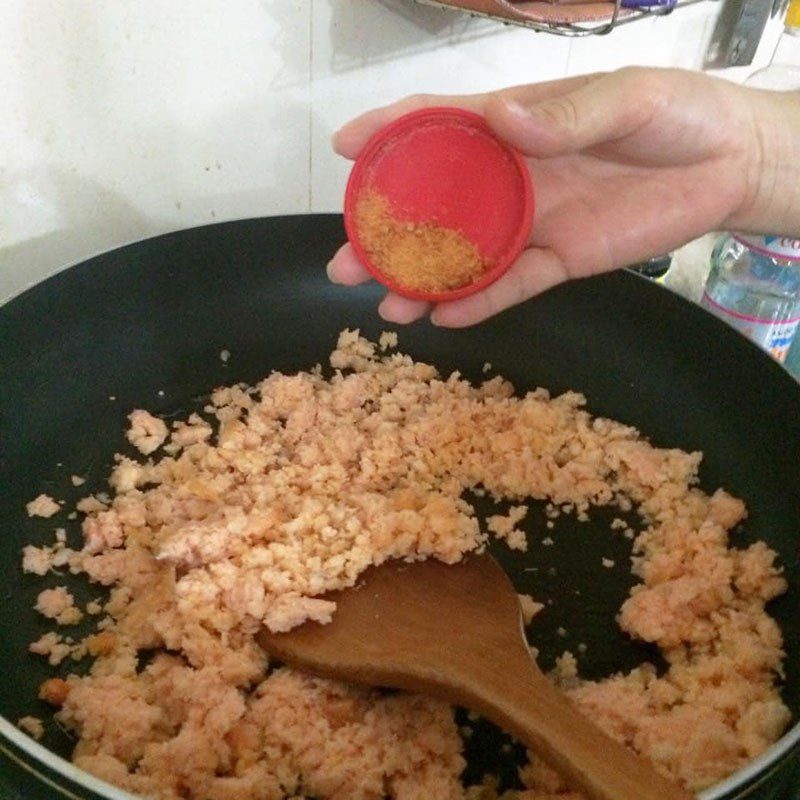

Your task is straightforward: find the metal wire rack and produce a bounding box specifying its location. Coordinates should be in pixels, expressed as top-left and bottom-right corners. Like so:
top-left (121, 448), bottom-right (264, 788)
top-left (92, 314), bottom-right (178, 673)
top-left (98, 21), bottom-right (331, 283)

top-left (412, 0), bottom-right (712, 36)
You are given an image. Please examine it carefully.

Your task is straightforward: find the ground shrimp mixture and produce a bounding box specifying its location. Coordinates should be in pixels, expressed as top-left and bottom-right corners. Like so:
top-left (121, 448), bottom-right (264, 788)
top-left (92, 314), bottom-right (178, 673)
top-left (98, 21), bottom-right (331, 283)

top-left (22, 331), bottom-right (789, 800)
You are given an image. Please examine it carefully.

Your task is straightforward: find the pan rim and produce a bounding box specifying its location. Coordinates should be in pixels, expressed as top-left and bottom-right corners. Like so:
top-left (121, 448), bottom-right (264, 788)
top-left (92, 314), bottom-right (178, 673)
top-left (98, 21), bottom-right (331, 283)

top-left (1, 217), bottom-right (797, 798)
top-left (0, 716), bottom-right (137, 800)
top-left (0, 214), bottom-right (324, 310)
top-left (1, 700), bottom-right (798, 799)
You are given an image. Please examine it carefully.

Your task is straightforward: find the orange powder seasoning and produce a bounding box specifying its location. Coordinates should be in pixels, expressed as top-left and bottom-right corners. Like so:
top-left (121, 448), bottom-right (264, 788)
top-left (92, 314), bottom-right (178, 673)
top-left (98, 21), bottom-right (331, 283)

top-left (354, 190), bottom-right (492, 293)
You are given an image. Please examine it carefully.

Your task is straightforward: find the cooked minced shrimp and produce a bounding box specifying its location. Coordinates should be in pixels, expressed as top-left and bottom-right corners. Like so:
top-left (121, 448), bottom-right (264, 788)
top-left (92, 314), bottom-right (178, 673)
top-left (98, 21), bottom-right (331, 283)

top-left (21, 331), bottom-right (788, 800)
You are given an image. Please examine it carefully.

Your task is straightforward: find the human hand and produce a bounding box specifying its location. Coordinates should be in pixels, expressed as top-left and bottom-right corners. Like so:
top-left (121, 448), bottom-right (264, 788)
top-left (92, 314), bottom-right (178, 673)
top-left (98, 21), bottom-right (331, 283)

top-left (328, 67), bottom-right (800, 327)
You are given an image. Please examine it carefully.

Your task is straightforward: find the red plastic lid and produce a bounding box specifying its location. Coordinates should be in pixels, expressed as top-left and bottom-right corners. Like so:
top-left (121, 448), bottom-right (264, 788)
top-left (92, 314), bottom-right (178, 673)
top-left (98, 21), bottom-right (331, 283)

top-left (344, 107), bottom-right (534, 302)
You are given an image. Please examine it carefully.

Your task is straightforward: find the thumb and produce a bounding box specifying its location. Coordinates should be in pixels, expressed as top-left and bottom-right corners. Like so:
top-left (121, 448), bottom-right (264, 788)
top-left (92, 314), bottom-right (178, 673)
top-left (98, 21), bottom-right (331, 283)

top-left (485, 67), bottom-right (665, 158)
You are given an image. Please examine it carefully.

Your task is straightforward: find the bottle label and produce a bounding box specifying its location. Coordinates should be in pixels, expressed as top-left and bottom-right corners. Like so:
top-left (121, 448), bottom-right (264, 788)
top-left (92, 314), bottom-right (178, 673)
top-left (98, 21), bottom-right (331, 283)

top-left (701, 292), bottom-right (800, 362)
top-left (735, 234), bottom-right (800, 261)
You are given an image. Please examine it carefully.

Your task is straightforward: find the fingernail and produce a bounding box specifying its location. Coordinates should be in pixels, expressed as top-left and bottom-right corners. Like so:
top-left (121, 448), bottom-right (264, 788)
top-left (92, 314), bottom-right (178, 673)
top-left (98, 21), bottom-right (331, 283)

top-left (504, 98), bottom-right (556, 131)
top-left (331, 126), bottom-right (350, 155)
top-left (378, 298), bottom-right (402, 323)
top-left (503, 99), bottom-right (533, 122)
top-left (326, 261), bottom-right (341, 284)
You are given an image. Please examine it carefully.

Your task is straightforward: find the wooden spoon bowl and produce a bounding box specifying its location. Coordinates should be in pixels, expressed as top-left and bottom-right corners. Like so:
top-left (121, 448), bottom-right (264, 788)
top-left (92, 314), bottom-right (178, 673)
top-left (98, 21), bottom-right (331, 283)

top-left (258, 553), bottom-right (693, 800)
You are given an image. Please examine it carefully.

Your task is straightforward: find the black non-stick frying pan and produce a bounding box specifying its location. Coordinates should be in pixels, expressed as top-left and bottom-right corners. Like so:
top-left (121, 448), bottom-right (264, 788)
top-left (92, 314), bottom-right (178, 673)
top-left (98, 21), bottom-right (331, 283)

top-left (1, 215), bottom-right (799, 800)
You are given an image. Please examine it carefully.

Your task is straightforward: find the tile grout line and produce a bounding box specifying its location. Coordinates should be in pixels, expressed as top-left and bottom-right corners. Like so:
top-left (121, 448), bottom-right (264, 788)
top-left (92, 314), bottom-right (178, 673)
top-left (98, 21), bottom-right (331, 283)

top-left (564, 36), bottom-right (574, 76)
top-left (694, 15), bottom-right (712, 69)
top-left (308, 0), bottom-right (314, 213)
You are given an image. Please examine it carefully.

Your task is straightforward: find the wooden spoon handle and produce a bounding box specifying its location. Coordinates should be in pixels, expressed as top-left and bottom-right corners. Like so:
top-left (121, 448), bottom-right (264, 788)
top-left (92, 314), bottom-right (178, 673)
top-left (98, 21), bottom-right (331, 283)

top-left (460, 654), bottom-right (694, 800)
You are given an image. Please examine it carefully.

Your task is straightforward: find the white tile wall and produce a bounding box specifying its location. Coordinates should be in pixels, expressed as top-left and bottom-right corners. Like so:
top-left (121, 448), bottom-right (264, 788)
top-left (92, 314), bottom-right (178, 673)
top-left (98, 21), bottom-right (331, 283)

top-left (566, 3), bottom-right (715, 75)
top-left (310, 0), bottom-right (571, 211)
top-left (0, 0), bottom-right (785, 303)
top-left (0, 0), bottom-right (312, 301)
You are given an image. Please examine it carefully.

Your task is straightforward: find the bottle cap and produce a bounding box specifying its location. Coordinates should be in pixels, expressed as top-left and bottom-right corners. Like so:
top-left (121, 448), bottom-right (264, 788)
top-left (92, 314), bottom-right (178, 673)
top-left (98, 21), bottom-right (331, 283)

top-left (344, 107), bottom-right (534, 302)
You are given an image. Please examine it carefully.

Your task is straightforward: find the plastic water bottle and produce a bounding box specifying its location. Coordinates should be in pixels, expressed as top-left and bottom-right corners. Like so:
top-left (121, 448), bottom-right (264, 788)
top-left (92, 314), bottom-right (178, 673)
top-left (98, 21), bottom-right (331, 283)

top-left (701, 235), bottom-right (800, 364)
top-left (706, 0), bottom-right (800, 373)
top-left (787, 328), bottom-right (800, 380)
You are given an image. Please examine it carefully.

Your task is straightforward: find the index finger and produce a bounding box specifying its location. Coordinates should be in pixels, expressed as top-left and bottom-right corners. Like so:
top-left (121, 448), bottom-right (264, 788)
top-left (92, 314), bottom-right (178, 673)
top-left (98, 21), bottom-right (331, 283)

top-left (332, 93), bottom-right (489, 160)
top-left (332, 75), bottom-right (601, 161)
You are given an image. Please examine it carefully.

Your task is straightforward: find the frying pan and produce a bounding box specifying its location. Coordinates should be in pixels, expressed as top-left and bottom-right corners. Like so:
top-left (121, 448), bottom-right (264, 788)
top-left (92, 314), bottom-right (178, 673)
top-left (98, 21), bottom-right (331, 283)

top-left (0, 214), bottom-right (798, 800)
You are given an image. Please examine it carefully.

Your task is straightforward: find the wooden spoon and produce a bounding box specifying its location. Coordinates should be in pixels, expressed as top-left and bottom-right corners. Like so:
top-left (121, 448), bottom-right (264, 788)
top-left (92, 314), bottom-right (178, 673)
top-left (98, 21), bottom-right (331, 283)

top-left (257, 553), bottom-right (693, 800)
